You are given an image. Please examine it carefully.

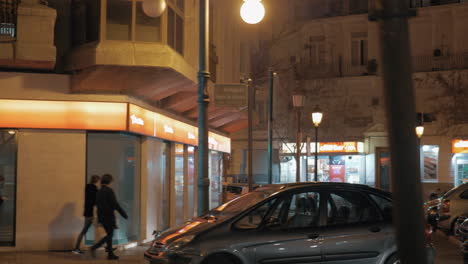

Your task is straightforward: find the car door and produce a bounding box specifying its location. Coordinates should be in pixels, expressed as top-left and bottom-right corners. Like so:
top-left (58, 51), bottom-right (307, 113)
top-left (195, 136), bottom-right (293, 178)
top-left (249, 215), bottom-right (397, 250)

top-left (320, 189), bottom-right (392, 264)
top-left (241, 189), bottom-right (324, 264)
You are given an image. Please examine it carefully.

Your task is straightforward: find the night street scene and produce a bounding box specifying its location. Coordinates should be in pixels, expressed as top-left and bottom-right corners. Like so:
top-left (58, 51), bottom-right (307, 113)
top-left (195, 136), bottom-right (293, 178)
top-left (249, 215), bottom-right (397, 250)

top-left (2, 0), bottom-right (468, 263)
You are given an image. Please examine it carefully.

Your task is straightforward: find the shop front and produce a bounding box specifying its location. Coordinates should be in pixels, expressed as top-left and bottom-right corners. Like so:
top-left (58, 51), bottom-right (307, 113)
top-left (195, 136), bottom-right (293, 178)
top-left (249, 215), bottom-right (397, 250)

top-left (0, 99), bottom-right (230, 250)
top-left (279, 142), bottom-right (366, 184)
top-left (452, 139), bottom-right (468, 186)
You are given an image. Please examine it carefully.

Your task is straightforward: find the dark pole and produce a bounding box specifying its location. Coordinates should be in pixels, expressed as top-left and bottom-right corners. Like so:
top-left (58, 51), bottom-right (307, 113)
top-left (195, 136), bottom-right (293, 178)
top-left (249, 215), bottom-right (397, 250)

top-left (267, 68), bottom-right (274, 184)
top-left (296, 110), bottom-right (301, 182)
top-left (314, 126), bottom-right (318, 182)
top-left (248, 79), bottom-right (253, 192)
top-left (197, 0), bottom-right (210, 216)
top-left (372, 0), bottom-right (428, 263)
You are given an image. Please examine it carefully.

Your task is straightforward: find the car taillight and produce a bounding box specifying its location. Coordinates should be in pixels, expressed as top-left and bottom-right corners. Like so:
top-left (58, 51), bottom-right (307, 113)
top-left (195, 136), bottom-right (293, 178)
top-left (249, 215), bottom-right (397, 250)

top-left (425, 224), bottom-right (433, 244)
top-left (442, 199), bottom-right (450, 213)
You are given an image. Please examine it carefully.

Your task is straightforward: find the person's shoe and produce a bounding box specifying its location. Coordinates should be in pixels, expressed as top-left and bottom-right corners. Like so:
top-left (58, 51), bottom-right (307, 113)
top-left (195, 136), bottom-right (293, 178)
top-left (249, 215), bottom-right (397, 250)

top-left (107, 253), bottom-right (119, 260)
top-left (71, 249), bottom-right (84, 255)
top-left (105, 247), bottom-right (117, 252)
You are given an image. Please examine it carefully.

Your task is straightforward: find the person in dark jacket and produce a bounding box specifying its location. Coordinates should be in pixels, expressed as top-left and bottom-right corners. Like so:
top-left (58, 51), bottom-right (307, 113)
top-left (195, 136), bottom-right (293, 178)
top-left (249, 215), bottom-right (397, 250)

top-left (90, 174), bottom-right (128, 260)
top-left (72, 175), bottom-right (100, 254)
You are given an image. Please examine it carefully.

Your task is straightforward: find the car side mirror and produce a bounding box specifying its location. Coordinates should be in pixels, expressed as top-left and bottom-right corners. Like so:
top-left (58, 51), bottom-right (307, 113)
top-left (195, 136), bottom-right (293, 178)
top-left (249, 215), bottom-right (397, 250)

top-left (152, 230), bottom-right (162, 239)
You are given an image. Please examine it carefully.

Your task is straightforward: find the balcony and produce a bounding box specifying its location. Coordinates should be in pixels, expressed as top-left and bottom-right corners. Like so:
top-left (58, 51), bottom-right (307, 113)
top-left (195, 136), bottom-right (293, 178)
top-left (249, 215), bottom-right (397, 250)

top-left (412, 53), bottom-right (468, 72)
top-left (0, 0), bottom-right (56, 70)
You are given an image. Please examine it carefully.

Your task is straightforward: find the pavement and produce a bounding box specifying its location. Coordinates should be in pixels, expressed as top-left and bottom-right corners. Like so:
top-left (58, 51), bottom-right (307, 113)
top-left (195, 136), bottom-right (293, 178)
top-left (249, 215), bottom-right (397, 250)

top-left (0, 231), bottom-right (465, 264)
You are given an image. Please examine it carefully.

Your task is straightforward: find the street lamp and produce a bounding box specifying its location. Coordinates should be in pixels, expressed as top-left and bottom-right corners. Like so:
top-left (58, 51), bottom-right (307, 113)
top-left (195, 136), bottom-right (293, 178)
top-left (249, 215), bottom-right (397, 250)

top-left (240, 0), bottom-right (265, 24)
top-left (415, 125), bottom-right (424, 139)
top-left (311, 106), bottom-right (323, 182)
top-left (292, 92), bottom-right (305, 183)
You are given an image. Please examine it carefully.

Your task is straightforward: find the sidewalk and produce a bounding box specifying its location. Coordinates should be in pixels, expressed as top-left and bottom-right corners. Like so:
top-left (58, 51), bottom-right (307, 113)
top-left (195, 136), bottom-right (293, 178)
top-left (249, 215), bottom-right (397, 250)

top-left (0, 246), bottom-right (148, 264)
top-left (433, 230), bottom-right (465, 264)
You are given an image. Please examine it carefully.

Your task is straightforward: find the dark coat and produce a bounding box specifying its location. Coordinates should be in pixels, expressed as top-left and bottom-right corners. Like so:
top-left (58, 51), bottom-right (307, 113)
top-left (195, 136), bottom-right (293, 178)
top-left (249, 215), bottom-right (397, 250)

top-left (96, 185), bottom-right (128, 228)
top-left (83, 184), bottom-right (98, 217)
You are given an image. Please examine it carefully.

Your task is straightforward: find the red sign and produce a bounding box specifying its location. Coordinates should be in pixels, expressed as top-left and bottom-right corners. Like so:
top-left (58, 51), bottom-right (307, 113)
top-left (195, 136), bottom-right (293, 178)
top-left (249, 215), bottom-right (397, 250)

top-left (319, 142), bottom-right (359, 153)
top-left (329, 165), bottom-right (345, 182)
top-left (453, 140), bottom-right (468, 154)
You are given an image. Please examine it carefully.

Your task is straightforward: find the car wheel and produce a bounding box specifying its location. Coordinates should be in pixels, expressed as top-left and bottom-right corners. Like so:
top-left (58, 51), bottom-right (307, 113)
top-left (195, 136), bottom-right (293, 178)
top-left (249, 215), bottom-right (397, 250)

top-left (385, 254), bottom-right (400, 264)
top-left (451, 218), bottom-right (460, 236)
top-left (201, 253), bottom-right (240, 264)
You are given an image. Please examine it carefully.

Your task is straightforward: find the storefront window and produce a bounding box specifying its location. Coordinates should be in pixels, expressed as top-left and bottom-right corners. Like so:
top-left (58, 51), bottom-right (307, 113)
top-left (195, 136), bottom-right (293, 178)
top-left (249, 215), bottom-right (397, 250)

top-left (421, 145), bottom-right (439, 182)
top-left (0, 130), bottom-right (17, 246)
top-left (187, 146), bottom-right (195, 218)
top-left (85, 132), bottom-right (141, 245)
top-left (174, 143), bottom-right (185, 226)
top-left (209, 151), bottom-right (222, 209)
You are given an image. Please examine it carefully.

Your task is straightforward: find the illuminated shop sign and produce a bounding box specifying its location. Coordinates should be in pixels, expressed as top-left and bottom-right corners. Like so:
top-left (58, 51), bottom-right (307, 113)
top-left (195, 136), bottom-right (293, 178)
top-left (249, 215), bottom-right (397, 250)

top-left (0, 100), bottom-right (230, 153)
top-left (0, 99), bottom-right (127, 130)
top-left (319, 142), bottom-right (362, 153)
top-left (128, 105), bottom-right (230, 152)
top-left (281, 142), bottom-right (363, 154)
top-left (453, 140), bottom-right (468, 154)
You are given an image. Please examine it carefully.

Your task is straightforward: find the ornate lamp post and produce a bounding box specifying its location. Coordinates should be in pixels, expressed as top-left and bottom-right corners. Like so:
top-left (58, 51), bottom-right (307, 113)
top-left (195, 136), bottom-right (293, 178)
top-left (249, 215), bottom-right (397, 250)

top-left (311, 106), bottom-right (323, 182)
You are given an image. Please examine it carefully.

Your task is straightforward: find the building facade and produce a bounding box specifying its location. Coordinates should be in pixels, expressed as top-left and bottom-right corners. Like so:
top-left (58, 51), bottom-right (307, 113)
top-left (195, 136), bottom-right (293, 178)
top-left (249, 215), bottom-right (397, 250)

top-left (0, 0), bottom-right (248, 251)
top-left (230, 0), bottom-right (468, 199)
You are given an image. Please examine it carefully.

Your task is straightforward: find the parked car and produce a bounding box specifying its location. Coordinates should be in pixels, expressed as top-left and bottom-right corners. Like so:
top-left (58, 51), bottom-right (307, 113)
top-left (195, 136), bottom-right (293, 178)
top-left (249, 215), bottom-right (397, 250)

top-left (222, 183), bottom-right (260, 202)
top-left (436, 183), bottom-right (468, 234)
top-left (424, 198), bottom-right (441, 229)
top-left (454, 216), bottom-right (468, 258)
top-left (145, 183), bottom-right (434, 264)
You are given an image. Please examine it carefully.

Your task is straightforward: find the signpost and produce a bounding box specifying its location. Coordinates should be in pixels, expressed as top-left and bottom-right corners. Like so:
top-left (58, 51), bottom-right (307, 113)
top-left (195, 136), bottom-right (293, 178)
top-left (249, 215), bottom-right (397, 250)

top-left (214, 83), bottom-right (248, 107)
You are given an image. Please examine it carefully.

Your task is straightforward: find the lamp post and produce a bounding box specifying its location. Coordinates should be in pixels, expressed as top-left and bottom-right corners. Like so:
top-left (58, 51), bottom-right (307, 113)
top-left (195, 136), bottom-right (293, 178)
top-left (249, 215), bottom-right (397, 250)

top-left (415, 125), bottom-right (424, 142)
top-left (197, 0), bottom-right (210, 216)
top-left (292, 92), bottom-right (305, 183)
top-left (312, 106), bottom-right (323, 182)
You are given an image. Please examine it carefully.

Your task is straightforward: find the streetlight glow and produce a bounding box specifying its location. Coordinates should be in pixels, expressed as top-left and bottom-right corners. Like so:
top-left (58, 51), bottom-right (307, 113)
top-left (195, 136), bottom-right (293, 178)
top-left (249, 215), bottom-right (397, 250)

top-left (312, 107), bottom-right (323, 127)
top-left (240, 0), bottom-right (265, 24)
top-left (416, 125), bottom-right (424, 139)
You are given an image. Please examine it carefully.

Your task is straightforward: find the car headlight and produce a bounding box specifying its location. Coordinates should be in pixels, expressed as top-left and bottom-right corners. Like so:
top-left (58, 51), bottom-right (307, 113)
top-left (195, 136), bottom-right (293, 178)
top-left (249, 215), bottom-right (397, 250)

top-left (167, 235), bottom-right (196, 251)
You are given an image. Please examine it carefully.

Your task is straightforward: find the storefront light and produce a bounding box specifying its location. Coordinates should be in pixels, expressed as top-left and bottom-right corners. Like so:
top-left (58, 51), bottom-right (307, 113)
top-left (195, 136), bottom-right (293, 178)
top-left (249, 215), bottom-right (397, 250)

top-left (8, 130), bottom-right (15, 135)
top-left (422, 145), bottom-right (430, 152)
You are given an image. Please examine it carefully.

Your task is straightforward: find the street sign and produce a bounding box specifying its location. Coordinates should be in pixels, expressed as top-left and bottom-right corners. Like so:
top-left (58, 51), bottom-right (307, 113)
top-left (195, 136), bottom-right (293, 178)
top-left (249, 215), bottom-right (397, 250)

top-left (214, 83), bottom-right (248, 107)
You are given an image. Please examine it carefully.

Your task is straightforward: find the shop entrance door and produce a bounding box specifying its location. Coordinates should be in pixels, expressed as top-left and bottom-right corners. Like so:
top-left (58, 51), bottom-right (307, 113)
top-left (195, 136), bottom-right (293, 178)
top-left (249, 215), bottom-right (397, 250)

top-left (455, 155), bottom-right (468, 186)
top-left (376, 148), bottom-right (391, 192)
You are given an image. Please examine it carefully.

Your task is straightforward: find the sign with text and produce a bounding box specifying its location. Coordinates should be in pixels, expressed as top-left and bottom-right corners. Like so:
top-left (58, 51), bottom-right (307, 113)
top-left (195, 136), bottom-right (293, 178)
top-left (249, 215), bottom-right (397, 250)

top-left (155, 113), bottom-right (199, 147)
top-left (214, 83), bottom-right (248, 107)
top-left (128, 104), bottom-right (156, 136)
top-left (453, 140), bottom-right (468, 154)
top-left (319, 142), bottom-right (360, 153)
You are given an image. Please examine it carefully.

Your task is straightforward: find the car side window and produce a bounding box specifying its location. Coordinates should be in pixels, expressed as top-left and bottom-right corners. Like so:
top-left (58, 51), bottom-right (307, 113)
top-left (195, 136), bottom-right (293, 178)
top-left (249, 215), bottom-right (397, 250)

top-left (234, 198), bottom-right (277, 230)
top-left (283, 191), bottom-right (321, 229)
top-left (369, 193), bottom-right (393, 221)
top-left (460, 189), bottom-right (468, 199)
top-left (326, 191), bottom-right (380, 226)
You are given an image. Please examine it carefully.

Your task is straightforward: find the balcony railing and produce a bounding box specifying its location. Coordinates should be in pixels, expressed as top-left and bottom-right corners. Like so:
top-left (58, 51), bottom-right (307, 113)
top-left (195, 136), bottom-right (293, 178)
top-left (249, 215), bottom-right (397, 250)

top-left (0, 0), bottom-right (19, 38)
top-left (296, 58), bottom-right (377, 80)
top-left (412, 53), bottom-right (468, 72)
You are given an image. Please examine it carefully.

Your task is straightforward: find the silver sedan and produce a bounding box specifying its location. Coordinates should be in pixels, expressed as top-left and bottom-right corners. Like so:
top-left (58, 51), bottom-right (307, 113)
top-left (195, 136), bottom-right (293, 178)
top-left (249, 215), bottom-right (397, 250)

top-left (145, 183), bottom-right (434, 264)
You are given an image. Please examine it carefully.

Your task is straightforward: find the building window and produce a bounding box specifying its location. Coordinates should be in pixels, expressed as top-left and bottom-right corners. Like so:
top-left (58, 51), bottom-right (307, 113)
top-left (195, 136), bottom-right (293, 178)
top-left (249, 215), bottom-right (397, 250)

top-left (351, 34), bottom-right (368, 66)
top-left (105, 0), bottom-right (162, 42)
top-left (167, 0), bottom-right (184, 54)
top-left (304, 36), bottom-right (326, 65)
top-left (0, 130), bottom-right (17, 246)
top-left (0, 0), bottom-right (18, 38)
top-left (72, 0), bottom-right (100, 46)
top-left (85, 132), bottom-right (141, 245)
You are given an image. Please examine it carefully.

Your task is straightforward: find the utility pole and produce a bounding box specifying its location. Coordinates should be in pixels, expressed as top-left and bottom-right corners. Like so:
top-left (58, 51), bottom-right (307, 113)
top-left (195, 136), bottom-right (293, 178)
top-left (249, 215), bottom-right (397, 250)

top-left (197, 0), bottom-right (210, 216)
top-left (371, 1), bottom-right (428, 263)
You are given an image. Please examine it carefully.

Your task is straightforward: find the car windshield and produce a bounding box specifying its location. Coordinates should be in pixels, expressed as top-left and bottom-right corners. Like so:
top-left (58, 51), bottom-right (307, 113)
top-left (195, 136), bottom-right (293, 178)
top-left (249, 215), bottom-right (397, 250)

top-left (209, 186), bottom-right (281, 217)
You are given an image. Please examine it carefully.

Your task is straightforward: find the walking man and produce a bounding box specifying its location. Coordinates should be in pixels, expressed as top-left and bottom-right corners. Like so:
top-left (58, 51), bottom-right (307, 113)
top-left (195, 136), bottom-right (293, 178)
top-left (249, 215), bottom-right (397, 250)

top-left (90, 174), bottom-right (128, 260)
top-left (72, 175), bottom-right (100, 254)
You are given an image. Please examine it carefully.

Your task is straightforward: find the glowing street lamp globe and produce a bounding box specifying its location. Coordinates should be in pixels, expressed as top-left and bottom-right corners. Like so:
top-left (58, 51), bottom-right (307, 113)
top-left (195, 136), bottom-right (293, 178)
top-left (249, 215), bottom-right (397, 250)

top-left (240, 0), bottom-right (265, 24)
top-left (142, 0), bottom-right (167, 18)
top-left (312, 106), bottom-right (323, 127)
top-left (415, 125), bottom-right (424, 139)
